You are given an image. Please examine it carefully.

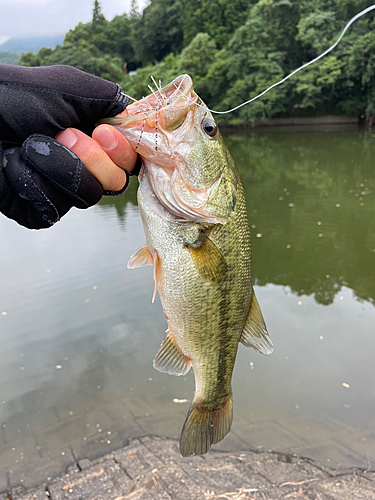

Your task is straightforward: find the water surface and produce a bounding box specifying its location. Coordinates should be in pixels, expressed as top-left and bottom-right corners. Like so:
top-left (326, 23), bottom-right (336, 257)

top-left (0, 126), bottom-right (374, 488)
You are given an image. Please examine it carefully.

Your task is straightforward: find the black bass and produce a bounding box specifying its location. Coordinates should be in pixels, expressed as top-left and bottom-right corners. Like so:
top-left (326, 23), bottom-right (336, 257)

top-left (104, 75), bottom-right (273, 456)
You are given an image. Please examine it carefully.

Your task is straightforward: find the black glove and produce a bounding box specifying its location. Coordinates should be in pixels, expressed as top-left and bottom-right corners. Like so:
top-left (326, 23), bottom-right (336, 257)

top-left (0, 64), bottom-right (130, 229)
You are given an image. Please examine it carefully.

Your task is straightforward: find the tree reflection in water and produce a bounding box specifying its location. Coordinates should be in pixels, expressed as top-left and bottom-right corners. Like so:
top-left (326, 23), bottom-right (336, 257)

top-left (98, 126), bottom-right (375, 306)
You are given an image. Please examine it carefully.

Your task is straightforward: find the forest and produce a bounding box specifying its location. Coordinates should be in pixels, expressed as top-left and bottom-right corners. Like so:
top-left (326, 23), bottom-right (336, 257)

top-left (19, 0), bottom-right (375, 125)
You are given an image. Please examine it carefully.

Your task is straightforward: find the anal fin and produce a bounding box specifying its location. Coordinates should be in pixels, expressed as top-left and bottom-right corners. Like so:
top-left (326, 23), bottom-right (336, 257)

top-left (153, 331), bottom-right (191, 376)
top-left (240, 288), bottom-right (273, 355)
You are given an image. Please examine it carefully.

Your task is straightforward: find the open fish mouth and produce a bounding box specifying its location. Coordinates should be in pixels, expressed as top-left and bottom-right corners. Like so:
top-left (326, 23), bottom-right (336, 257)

top-left (101, 75), bottom-right (198, 133)
top-left (101, 74), bottom-right (236, 225)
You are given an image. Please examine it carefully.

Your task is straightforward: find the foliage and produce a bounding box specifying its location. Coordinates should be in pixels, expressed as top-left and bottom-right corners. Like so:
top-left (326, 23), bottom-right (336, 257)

top-left (18, 0), bottom-right (375, 124)
top-left (131, 0), bottom-right (183, 65)
top-left (0, 51), bottom-right (20, 65)
top-left (180, 0), bottom-right (256, 48)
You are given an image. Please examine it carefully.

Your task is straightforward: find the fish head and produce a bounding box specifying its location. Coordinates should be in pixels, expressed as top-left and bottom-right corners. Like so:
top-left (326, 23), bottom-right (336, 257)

top-left (105, 75), bottom-right (237, 224)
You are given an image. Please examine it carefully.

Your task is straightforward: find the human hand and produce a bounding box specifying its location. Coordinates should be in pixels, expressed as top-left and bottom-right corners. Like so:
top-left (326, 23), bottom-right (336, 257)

top-left (56, 118), bottom-right (138, 194)
top-left (0, 64), bottom-right (138, 230)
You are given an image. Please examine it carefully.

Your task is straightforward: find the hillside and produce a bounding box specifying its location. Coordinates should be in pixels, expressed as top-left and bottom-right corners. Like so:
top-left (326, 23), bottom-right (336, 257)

top-left (0, 51), bottom-right (20, 65)
top-left (17, 0), bottom-right (375, 125)
top-left (0, 35), bottom-right (64, 54)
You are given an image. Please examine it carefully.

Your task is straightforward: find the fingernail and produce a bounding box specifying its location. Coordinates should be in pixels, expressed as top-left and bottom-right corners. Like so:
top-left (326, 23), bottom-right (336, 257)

top-left (95, 126), bottom-right (118, 150)
top-left (56, 129), bottom-right (78, 149)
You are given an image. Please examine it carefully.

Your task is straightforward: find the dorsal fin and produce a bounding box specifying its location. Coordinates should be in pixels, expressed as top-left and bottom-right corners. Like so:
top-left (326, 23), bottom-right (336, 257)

top-left (187, 233), bottom-right (227, 282)
top-left (240, 288), bottom-right (273, 355)
top-left (153, 331), bottom-right (192, 376)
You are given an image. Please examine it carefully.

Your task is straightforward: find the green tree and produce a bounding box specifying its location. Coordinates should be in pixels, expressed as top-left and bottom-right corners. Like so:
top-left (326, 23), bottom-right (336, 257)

top-left (180, 0), bottom-right (257, 48)
top-left (178, 33), bottom-right (217, 101)
top-left (0, 51), bottom-right (20, 65)
top-left (92, 0), bottom-right (105, 24)
top-left (205, 0), bottom-right (302, 122)
top-left (131, 0), bottom-right (183, 65)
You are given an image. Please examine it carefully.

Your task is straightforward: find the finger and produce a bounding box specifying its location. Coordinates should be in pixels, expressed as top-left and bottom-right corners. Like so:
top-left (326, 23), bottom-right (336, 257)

top-left (55, 128), bottom-right (129, 192)
top-left (92, 125), bottom-right (137, 171)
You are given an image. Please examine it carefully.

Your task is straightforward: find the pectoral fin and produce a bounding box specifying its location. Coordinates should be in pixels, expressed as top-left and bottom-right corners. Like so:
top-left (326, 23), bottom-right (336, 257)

top-left (153, 331), bottom-right (192, 376)
top-left (240, 288), bottom-right (273, 355)
top-left (188, 233), bottom-right (227, 282)
top-left (127, 244), bottom-right (153, 269)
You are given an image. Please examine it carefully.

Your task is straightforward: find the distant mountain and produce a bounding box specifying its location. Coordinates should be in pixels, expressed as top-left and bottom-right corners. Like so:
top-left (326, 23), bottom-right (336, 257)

top-left (0, 51), bottom-right (20, 65)
top-left (0, 35), bottom-right (64, 54)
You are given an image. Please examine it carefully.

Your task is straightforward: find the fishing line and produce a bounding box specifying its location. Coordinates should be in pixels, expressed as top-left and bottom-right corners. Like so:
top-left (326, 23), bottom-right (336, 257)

top-left (119, 5), bottom-right (375, 121)
top-left (199, 4), bottom-right (375, 115)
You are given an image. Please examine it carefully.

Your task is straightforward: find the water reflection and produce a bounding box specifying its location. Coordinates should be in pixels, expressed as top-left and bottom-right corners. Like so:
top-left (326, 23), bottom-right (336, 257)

top-left (0, 126), bottom-right (374, 489)
top-left (224, 127), bottom-right (375, 306)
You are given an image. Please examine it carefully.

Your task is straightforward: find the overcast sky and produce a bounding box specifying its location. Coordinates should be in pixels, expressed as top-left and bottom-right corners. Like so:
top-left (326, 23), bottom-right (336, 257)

top-left (0, 0), bottom-right (147, 44)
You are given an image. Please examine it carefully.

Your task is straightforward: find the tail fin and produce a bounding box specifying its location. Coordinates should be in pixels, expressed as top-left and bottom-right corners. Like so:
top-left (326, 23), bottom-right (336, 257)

top-left (179, 391), bottom-right (233, 457)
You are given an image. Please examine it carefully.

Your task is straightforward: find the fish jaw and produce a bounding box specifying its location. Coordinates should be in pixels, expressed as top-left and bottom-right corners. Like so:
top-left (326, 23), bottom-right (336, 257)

top-left (106, 75), bottom-right (237, 225)
top-left (113, 74), bottom-right (198, 168)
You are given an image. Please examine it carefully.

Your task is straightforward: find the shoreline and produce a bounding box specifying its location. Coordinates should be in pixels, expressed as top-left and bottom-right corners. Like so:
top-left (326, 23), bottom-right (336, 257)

top-left (3, 435), bottom-right (374, 500)
top-left (219, 115), bottom-right (359, 128)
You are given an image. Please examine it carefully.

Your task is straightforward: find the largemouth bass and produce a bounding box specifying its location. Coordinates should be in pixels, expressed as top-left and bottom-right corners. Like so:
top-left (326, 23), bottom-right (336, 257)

top-left (104, 75), bottom-right (273, 456)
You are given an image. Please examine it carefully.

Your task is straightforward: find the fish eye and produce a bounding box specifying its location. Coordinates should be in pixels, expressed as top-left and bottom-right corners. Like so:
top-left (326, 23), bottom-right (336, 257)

top-left (201, 118), bottom-right (217, 138)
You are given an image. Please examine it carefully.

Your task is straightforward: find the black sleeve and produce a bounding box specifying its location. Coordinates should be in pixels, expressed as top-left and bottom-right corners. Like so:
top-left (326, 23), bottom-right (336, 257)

top-left (0, 64), bottom-right (130, 229)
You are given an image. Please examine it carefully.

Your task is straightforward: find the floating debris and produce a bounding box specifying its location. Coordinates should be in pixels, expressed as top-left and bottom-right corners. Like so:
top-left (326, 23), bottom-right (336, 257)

top-left (318, 233), bottom-right (323, 237)
top-left (320, 336), bottom-right (324, 340)
top-left (256, 233), bottom-right (262, 238)
top-left (286, 244), bottom-right (291, 249)
top-left (85, 299), bottom-right (90, 303)
top-left (1, 312), bottom-right (7, 316)
top-left (173, 398), bottom-right (189, 404)
top-left (55, 365), bottom-right (62, 370)
top-left (317, 221), bottom-right (322, 226)
top-left (335, 203), bottom-right (341, 208)
top-left (298, 301), bottom-right (302, 305)
top-left (288, 203), bottom-right (295, 207)
top-left (249, 362), bottom-right (254, 370)
top-left (342, 382), bottom-right (350, 389)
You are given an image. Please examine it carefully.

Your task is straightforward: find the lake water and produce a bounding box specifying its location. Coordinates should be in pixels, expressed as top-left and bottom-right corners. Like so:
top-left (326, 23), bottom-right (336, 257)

top-left (0, 125), bottom-right (375, 489)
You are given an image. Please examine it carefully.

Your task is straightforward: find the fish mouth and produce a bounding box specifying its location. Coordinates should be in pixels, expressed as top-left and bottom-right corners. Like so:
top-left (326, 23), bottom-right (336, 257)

top-left (103, 75), bottom-right (198, 135)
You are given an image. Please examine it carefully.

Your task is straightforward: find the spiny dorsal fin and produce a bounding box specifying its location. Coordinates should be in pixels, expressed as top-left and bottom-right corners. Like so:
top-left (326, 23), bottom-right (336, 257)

top-left (187, 233), bottom-right (227, 282)
top-left (127, 244), bottom-right (153, 269)
top-left (153, 331), bottom-right (192, 376)
top-left (240, 288), bottom-right (273, 355)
